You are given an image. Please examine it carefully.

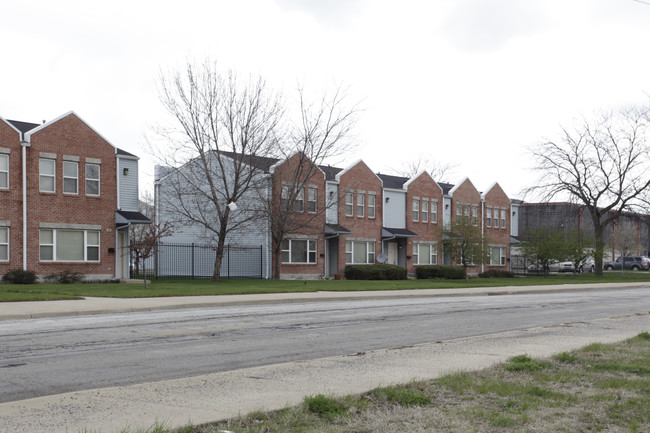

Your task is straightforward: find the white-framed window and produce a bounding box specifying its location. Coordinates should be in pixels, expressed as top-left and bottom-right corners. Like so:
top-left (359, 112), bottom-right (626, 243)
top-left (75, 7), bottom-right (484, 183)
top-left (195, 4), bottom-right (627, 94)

top-left (500, 208), bottom-right (507, 229)
top-left (0, 154), bottom-right (8, 189)
top-left (0, 227), bottom-right (8, 261)
top-left (345, 192), bottom-right (354, 216)
top-left (368, 193), bottom-right (376, 219)
top-left (281, 239), bottom-right (317, 264)
top-left (472, 205), bottom-right (478, 226)
top-left (307, 187), bottom-right (317, 213)
top-left (413, 243), bottom-right (437, 265)
top-left (489, 246), bottom-right (507, 266)
top-left (493, 208), bottom-right (499, 228)
top-left (431, 200), bottom-right (438, 223)
top-left (357, 192), bottom-right (365, 217)
top-left (39, 158), bottom-right (55, 193)
top-left (295, 188), bottom-right (304, 212)
top-left (345, 240), bottom-right (375, 264)
top-left (412, 198), bottom-right (420, 222)
top-left (422, 199), bottom-right (429, 223)
top-left (63, 161), bottom-right (78, 194)
top-left (456, 202), bottom-right (463, 223)
top-left (39, 229), bottom-right (100, 262)
top-left (464, 204), bottom-right (471, 223)
top-left (486, 206), bottom-right (492, 228)
top-left (85, 163), bottom-right (100, 196)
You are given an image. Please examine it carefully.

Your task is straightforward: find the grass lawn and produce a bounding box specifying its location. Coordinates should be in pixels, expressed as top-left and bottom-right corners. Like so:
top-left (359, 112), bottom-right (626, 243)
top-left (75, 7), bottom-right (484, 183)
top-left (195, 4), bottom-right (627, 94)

top-left (97, 332), bottom-right (650, 433)
top-left (2, 271), bottom-right (650, 302)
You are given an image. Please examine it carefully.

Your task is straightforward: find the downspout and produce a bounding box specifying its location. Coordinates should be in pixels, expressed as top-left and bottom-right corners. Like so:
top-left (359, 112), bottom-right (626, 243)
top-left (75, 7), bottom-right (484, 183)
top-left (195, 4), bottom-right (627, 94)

top-left (20, 139), bottom-right (30, 270)
top-left (115, 156), bottom-right (120, 280)
top-left (480, 199), bottom-right (485, 273)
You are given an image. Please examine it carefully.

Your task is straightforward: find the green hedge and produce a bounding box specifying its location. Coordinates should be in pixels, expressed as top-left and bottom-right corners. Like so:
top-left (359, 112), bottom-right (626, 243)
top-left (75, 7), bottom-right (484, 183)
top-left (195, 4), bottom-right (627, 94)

top-left (2, 269), bottom-right (38, 284)
top-left (478, 269), bottom-right (515, 278)
top-left (415, 265), bottom-right (466, 280)
top-left (344, 264), bottom-right (407, 280)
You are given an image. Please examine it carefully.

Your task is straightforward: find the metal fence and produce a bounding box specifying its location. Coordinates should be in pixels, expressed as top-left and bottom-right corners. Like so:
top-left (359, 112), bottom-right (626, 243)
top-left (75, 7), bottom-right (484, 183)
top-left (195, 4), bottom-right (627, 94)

top-left (133, 243), bottom-right (265, 279)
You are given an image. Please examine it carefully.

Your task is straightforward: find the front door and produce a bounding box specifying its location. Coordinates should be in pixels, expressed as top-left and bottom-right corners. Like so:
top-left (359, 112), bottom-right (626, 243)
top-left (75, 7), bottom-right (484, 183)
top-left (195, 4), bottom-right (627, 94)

top-left (117, 230), bottom-right (128, 280)
top-left (387, 242), bottom-right (398, 265)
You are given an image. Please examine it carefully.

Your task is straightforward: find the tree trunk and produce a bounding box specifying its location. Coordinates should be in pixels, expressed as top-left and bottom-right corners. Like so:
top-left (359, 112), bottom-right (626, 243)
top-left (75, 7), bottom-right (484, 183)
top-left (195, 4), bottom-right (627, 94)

top-left (272, 236), bottom-right (282, 280)
top-left (593, 223), bottom-right (605, 276)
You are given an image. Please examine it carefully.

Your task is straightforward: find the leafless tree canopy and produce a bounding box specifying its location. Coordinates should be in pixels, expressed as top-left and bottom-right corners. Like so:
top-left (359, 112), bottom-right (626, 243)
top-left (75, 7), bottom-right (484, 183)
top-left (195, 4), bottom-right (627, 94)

top-left (392, 153), bottom-right (457, 184)
top-left (525, 104), bottom-right (650, 274)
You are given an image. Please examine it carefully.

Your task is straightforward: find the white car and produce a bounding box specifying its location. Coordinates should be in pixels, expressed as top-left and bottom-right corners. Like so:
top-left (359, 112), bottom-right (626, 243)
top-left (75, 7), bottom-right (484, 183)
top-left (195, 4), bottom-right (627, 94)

top-left (557, 258), bottom-right (595, 273)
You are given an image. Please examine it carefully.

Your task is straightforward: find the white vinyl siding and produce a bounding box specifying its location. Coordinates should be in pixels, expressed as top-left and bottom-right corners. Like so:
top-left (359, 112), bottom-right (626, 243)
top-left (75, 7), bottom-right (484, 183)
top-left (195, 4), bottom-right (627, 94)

top-left (118, 157), bottom-right (139, 211)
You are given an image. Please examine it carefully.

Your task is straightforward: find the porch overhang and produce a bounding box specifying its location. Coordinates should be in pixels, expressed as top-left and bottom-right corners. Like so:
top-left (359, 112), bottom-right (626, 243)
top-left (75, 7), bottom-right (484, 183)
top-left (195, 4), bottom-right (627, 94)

top-left (116, 210), bottom-right (152, 226)
top-left (325, 223), bottom-right (352, 235)
top-left (382, 227), bottom-right (419, 239)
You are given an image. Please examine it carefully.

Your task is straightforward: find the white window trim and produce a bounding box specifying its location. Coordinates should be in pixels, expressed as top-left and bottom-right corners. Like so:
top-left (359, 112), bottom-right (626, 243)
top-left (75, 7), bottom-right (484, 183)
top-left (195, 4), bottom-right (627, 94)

top-left (431, 199), bottom-right (438, 224)
top-left (281, 238), bottom-right (317, 264)
top-left (0, 226), bottom-right (8, 261)
top-left (500, 208), bottom-right (507, 229)
top-left (413, 242), bottom-right (438, 265)
top-left (422, 199), bottom-right (429, 223)
top-left (486, 206), bottom-right (492, 228)
top-left (39, 228), bottom-right (101, 262)
top-left (39, 158), bottom-right (56, 193)
top-left (345, 191), bottom-right (354, 217)
top-left (307, 187), bottom-right (317, 213)
top-left (345, 240), bottom-right (376, 264)
top-left (412, 198), bottom-right (420, 222)
top-left (489, 246), bottom-right (507, 266)
top-left (357, 192), bottom-right (365, 217)
top-left (85, 163), bottom-right (101, 196)
top-left (63, 161), bottom-right (79, 195)
top-left (0, 154), bottom-right (8, 189)
top-left (368, 193), bottom-right (376, 219)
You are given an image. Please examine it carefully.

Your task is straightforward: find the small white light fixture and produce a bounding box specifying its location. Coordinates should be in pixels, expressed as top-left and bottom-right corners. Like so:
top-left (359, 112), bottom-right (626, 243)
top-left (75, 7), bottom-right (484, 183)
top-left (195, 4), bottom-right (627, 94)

top-left (227, 202), bottom-right (238, 211)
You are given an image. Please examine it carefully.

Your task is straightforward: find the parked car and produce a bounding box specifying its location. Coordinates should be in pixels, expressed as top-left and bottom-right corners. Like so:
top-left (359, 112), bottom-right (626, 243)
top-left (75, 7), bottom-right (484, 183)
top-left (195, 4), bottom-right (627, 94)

top-left (558, 258), bottom-right (595, 273)
top-left (603, 256), bottom-right (650, 271)
top-left (527, 261), bottom-right (561, 273)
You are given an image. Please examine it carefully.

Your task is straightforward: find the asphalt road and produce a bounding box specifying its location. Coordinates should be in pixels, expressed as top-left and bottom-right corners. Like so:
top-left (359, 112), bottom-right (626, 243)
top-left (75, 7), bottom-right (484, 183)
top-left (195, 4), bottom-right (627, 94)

top-left (1, 287), bottom-right (650, 404)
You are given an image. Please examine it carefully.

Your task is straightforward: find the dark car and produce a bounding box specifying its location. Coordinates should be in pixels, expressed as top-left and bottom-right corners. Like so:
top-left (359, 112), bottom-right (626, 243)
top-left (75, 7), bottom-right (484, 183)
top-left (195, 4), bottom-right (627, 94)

top-left (603, 256), bottom-right (650, 271)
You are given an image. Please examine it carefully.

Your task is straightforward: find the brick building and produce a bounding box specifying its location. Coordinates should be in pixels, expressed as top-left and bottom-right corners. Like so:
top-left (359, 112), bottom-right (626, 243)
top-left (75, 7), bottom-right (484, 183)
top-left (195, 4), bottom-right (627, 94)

top-left (0, 112), bottom-right (149, 280)
top-left (156, 152), bottom-right (512, 279)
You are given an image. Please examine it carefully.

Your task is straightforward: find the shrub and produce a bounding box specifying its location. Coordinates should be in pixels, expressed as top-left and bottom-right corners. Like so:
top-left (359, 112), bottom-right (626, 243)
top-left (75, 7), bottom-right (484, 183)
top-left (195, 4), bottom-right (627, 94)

top-left (478, 269), bottom-right (515, 278)
top-left (2, 269), bottom-right (38, 284)
top-left (44, 270), bottom-right (84, 284)
top-left (304, 394), bottom-right (347, 419)
top-left (415, 265), bottom-right (466, 280)
top-left (344, 264), bottom-right (407, 280)
top-left (504, 354), bottom-right (552, 372)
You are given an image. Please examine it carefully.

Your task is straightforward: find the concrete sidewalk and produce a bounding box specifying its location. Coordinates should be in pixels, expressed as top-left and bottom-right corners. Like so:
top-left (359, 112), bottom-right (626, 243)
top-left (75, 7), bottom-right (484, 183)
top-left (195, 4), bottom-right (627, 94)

top-left (1, 282), bottom-right (648, 321)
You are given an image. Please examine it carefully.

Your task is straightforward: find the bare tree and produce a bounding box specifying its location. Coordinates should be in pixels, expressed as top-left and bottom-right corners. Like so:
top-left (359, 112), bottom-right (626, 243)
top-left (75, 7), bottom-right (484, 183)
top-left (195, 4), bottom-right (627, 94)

top-left (392, 153), bottom-right (457, 183)
top-left (525, 105), bottom-right (650, 275)
top-left (264, 85), bottom-right (360, 279)
top-left (153, 60), bottom-right (283, 282)
top-left (608, 218), bottom-right (640, 275)
top-left (438, 217), bottom-right (490, 281)
top-left (129, 220), bottom-right (173, 288)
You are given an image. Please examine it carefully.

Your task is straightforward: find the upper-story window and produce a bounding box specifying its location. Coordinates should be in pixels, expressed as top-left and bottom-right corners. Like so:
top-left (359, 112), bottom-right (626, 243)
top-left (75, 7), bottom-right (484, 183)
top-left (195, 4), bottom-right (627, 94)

top-left (456, 202), bottom-right (463, 223)
top-left (464, 204), bottom-right (471, 223)
top-left (422, 199), bottom-right (429, 223)
top-left (307, 187), bottom-right (317, 213)
top-left (295, 188), bottom-right (304, 212)
top-left (501, 208), bottom-right (507, 229)
top-left (281, 184), bottom-right (291, 211)
top-left (486, 206), bottom-right (492, 227)
top-left (345, 191), bottom-right (354, 216)
top-left (431, 200), bottom-right (438, 223)
top-left (493, 207), bottom-right (499, 228)
top-left (63, 161), bottom-right (78, 194)
top-left (0, 154), bottom-right (8, 189)
top-left (368, 193), bottom-right (376, 219)
top-left (357, 192), bottom-right (365, 217)
top-left (412, 198), bottom-right (420, 222)
top-left (85, 164), bottom-right (100, 196)
top-left (39, 158), bottom-right (56, 193)
top-left (472, 204), bottom-right (478, 226)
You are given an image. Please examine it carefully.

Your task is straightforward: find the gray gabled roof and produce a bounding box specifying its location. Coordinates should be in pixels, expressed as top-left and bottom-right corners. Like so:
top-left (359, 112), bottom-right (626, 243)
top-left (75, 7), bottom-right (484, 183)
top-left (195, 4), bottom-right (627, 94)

top-left (377, 173), bottom-right (408, 190)
top-left (7, 119), bottom-right (39, 134)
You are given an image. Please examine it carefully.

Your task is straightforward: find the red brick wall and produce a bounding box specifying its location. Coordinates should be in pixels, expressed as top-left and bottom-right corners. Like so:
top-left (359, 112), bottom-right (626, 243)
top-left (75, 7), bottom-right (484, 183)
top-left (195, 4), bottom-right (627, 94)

top-left (405, 172), bottom-right (444, 274)
top-left (450, 178), bottom-right (483, 273)
top-left (0, 120), bottom-right (23, 273)
top-left (24, 113), bottom-right (117, 277)
top-left (483, 183), bottom-right (511, 268)
top-left (337, 161), bottom-right (383, 272)
top-left (271, 153), bottom-right (326, 277)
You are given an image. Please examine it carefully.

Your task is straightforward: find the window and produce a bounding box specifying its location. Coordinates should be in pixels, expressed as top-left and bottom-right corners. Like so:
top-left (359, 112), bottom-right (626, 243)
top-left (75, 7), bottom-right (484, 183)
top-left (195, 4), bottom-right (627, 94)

top-left (489, 246), bottom-right (506, 266)
top-left (0, 227), bottom-right (8, 261)
top-left (493, 208), bottom-right (499, 228)
top-left (412, 198), bottom-right (420, 222)
top-left (63, 161), bottom-right (78, 194)
top-left (500, 208), bottom-right (506, 229)
top-left (345, 241), bottom-right (375, 264)
top-left (413, 243), bottom-right (437, 265)
top-left (345, 192), bottom-right (354, 216)
top-left (281, 239), bottom-right (316, 264)
top-left (39, 158), bottom-right (55, 192)
top-left (39, 229), bottom-right (100, 262)
top-left (464, 204), bottom-right (471, 223)
top-left (281, 185), bottom-right (291, 211)
top-left (422, 199), bottom-right (429, 223)
top-left (431, 200), bottom-right (438, 223)
top-left (295, 188), bottom-right (304, 212)
top-left (472, 205), bottom-right (478, 226)
top-left (0, 154), bottom-right (8, 189)
top-left (357, 192), bottom-right (365, 217)
top-left (307, 187), bottom-right (317, 213)
top-left (368, 193), bottom-right (376, 219)
top-left (486, 206), bottom-right (492, 227)
top-left (85, 163), bottom-right (100, 196)
top-left (456, 202), bottom-right (462, 223)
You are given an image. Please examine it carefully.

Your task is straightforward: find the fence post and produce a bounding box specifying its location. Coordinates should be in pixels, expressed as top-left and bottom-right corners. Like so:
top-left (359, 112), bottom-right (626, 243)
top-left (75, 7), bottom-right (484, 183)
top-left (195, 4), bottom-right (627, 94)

top-left (191, 243), bottom-right (195, 280)
top-left (227, 244), bottom-right (230, 279)
top-left (260, 245), bottom-right (263, 279)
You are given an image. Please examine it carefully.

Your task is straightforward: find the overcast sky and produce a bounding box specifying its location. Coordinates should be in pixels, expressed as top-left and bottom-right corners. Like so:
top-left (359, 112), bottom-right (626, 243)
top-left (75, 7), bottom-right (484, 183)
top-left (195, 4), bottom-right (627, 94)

top-left (2, 0), bottom-right (649, 199)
